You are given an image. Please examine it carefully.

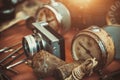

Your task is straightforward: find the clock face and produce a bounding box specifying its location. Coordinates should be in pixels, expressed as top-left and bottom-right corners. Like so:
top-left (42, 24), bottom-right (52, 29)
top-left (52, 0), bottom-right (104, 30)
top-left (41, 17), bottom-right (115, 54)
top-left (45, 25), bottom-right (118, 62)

top-left (72, 34), bottom-right (102, 61)
top-left (36, 7), bottom-right (59, 32)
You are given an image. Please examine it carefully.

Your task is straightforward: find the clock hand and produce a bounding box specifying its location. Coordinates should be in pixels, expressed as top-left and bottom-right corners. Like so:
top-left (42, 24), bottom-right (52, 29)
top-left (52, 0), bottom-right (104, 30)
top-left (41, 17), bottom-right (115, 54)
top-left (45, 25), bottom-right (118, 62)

top-left (79, 42), bottom-right (94, 58)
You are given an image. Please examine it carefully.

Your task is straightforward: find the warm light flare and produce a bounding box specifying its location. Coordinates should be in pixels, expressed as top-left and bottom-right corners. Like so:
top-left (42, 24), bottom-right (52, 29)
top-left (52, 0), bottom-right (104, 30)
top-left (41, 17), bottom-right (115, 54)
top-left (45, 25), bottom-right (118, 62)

top-left (79, 0), bottom-right (91, 4)
top-left (70, 0), bottom-right (92, 4)
top-left (66, 0), bottom-right (93, 9)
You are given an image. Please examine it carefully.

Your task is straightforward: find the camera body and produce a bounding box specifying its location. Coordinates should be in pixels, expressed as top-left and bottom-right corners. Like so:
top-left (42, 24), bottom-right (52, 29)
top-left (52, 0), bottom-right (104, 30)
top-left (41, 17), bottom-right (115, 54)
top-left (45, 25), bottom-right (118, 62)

top-left (22, 22), bottom-right (65, 60)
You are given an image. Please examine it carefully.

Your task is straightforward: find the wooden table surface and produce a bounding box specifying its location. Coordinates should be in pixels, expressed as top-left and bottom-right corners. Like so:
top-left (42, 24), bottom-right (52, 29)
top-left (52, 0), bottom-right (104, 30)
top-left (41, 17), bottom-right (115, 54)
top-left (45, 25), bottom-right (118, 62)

top-left (0, 21), bottom-right (120, 80)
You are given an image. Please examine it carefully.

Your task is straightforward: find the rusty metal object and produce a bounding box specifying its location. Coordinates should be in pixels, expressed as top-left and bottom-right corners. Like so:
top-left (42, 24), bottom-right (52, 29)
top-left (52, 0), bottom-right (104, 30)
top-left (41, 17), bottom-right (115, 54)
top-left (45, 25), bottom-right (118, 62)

top-left (36, 0), bottom-right (71, 34)
top-left (54, 60), bottom-right (84, 80)
top-left (65, 58), bottom-right (98, 80)
top-left (32, 50), bottom-right (66, 78)
top-left (72, 26), bottom-right (115, 69)
top-left (104, 25), bottom-right (120, 59)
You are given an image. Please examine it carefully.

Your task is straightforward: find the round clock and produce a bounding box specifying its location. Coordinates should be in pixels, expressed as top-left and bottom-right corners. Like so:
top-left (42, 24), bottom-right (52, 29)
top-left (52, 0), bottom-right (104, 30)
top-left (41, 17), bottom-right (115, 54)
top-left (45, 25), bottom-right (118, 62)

top-left (36, 0), bottom-right (71, 34)
top-left (72, 26), bottom-right (115, 69)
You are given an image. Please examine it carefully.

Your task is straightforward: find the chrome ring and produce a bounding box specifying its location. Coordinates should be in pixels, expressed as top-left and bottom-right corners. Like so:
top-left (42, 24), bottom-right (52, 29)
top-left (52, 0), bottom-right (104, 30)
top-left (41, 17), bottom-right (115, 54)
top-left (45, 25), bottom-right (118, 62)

top-left (23, 35), bottom-right (38, 57)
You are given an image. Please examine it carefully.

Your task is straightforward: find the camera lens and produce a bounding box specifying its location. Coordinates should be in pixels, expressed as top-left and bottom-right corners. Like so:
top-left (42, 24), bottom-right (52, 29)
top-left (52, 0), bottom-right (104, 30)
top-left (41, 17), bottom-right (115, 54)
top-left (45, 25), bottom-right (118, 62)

top-left (22, 33), bottom-right (43, 58)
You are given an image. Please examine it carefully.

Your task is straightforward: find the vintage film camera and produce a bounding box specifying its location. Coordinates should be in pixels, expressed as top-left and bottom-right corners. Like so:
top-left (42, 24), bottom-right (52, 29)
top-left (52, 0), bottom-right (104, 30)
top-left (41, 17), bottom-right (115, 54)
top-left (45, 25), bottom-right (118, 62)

top-left (22, 22), bottom-right (65, 60)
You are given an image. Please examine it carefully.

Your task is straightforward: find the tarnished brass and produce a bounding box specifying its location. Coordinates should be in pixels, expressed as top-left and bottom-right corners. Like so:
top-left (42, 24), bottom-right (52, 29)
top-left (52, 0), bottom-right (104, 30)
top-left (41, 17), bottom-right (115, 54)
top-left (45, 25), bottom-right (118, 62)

top-left (32, 50), bottom-right (66, 78)
top-left (54, 60), bottom-right (82, 80)
top-left (65, 58), bottom-right (98, 80)
top-left (36, 0), bottom-right (71, 34)
top-left (72, 26), bottom-right (115, 69)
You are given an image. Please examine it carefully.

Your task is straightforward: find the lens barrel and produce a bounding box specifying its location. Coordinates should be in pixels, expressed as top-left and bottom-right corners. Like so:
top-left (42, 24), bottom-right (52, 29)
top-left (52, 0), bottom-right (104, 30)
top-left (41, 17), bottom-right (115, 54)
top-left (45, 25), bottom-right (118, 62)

top-left (22, 33), bottom-right (43, 58)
